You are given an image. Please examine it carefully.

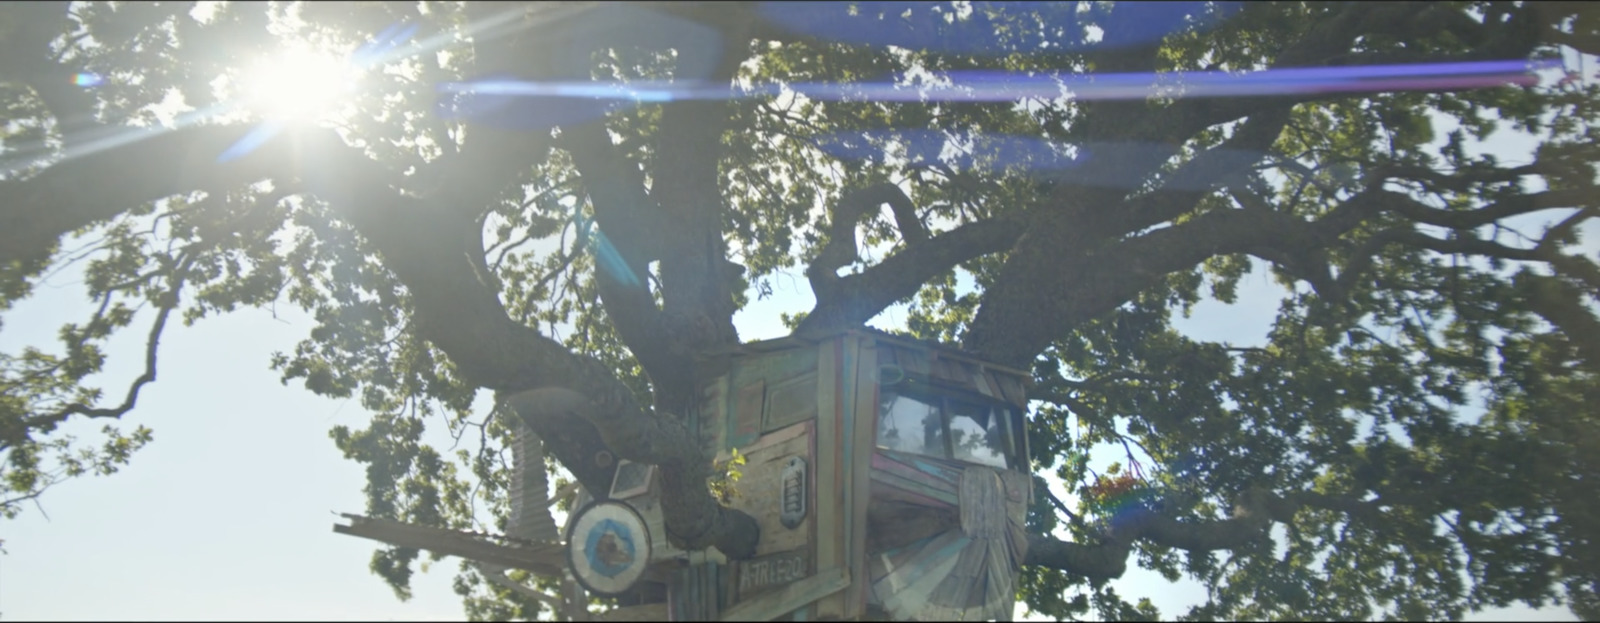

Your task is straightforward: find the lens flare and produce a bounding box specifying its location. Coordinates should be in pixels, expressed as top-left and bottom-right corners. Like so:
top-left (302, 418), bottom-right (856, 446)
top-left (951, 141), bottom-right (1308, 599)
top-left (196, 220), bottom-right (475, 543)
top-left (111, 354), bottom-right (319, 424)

top-left (756, 1), bottom-right (1242, 55)
top-left (242, 46), bottom-right (359, 122)
top-left (438, 59), bottom-right (1556, 131)
top-left (217, 22), bottom-right (418, 162)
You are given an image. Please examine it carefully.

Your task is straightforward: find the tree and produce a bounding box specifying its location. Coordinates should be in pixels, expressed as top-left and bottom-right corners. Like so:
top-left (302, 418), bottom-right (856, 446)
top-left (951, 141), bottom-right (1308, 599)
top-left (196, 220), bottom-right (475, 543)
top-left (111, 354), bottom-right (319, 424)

top-left (2, 1), bottom-right (1597, 619)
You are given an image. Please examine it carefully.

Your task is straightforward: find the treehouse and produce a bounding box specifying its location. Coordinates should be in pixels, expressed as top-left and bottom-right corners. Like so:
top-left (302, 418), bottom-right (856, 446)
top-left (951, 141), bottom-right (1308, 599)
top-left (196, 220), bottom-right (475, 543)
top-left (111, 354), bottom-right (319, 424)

top-left (334, 328), bottom-right (1033, 622)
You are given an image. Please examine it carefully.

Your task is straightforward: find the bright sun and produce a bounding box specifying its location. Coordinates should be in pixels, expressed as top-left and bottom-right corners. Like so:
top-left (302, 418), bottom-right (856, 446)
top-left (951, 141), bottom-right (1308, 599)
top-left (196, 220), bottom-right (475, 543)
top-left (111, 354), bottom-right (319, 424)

top-left (242, 45), bottom-right (360, 122)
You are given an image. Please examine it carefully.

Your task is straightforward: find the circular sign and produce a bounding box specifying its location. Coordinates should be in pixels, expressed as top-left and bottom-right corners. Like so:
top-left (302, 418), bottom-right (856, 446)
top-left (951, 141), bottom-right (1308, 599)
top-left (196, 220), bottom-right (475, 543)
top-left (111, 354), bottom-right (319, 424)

top-left (565, 500), bottom-right (652, 596)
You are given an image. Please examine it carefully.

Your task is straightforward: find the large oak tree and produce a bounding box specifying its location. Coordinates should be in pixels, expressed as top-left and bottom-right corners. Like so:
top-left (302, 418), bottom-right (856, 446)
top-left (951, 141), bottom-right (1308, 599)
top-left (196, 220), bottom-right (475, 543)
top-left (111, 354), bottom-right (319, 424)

top-left (3, 1), bottom-right (1598, 619)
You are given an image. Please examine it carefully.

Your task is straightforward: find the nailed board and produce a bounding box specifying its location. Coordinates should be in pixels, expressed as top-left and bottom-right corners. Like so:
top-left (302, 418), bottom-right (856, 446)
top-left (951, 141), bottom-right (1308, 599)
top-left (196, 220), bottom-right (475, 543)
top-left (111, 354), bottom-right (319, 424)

top-left (735, 549), bottom-right (811, 601)
top-left (567, 501), bottom-right (652, 596)
top-left (732, 379), bottom-right (767, 450)
top-left (740, 346), bottom-right (820, 387)
top-left (333, 514), bottom-right (565, 578)
top-left (671, 560), bottom-right (723, 621)
top-left (846, 337), bottom-right (879, 618)
top-left (720, 567), bottom-right (849, 623)
top-left (764, 372), bottom-right (819, 433)
top-left (725, 422), bottom-right (813, 559)
top-left (877, 343), bottom-right (1030, 408)
top-left (812, 337), bottom-right (843, 620)
top-left (872, 451), bottom-right (964, 499)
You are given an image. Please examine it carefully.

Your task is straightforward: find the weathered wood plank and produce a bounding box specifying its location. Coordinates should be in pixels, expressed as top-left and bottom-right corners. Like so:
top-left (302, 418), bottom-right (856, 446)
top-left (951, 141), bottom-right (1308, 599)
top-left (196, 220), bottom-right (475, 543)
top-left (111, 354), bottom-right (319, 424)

top-left (865, 331), bottom-right (1033, 378)
top-left (764, 372), bottom-right (818, 433)
top-left (732, 379), bottom-right (767, 450)
top-left (728, 430), bottom-right (812, 558)
top-left (869, 469), bottom-right (961, 507)
top-left (820, 333), bottom-right (858, 619)
top-left (333, 515), bottom-right (565, 578)
top-left (875, 450), bottom-right (966, 487)
top-left (846, 338), bottom-right (879, 618)
top-left (876, 535), bottom-right (966, 618)
top-left (878, 343), bottom-right (899, 366)
top-left (740, 420), bottom-right (811, 458)
top-left (1000, 469), bottom-right (1032, 525)
top-left (595, 603), bottom-right (670, 622)
top-left (873, 530), bottom-right (967, 597)
top-left (812, 339), bottom-right (840, 618)
top-left (983, 370), bottom-right (1008, 403)
top-left (868, 479), bottom-right (958, 510)
top-left (897, 347), bottom-right (930, 378)
top-left (870, 451), bottom-right (953, 490)
top-left (996, 374), bottom-right (1026, 407)
top-left (972, 366), bottom-right (996, 399)
top-left (901, 451), bottom-right (967, 484)
top-left (720, 566), bottom-right (849, 622)
top-left (947, 358), bottom-right (981, 392)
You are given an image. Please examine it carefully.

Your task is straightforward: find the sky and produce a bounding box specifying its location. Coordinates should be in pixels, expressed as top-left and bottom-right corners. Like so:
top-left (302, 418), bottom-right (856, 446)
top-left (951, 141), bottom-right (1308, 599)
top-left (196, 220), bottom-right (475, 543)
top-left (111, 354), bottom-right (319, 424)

top-left (2, 22), bottom-right (1595, 623)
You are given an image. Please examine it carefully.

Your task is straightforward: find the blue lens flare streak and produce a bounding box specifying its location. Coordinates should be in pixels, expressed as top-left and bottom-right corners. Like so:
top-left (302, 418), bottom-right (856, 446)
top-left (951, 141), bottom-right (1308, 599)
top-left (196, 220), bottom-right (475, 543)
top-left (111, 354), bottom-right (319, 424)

top-left (439, 58), bottom-right (1553, 130)
top-left (590, 227), bottom-right (642, 289)
top-left (755, 1), bottom-right (1243, 55)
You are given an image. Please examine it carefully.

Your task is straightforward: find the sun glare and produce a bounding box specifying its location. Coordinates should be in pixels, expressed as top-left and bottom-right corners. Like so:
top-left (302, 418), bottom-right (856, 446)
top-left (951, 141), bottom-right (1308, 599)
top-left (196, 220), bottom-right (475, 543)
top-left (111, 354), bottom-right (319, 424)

top-left (243, 45), bottom-right (359, 123)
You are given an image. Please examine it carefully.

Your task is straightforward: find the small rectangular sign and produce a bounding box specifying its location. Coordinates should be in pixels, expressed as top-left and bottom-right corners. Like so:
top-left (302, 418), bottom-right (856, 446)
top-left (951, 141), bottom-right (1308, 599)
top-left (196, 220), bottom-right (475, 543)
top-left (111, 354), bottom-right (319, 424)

top-left (737, 550), bottom-right (810, 597)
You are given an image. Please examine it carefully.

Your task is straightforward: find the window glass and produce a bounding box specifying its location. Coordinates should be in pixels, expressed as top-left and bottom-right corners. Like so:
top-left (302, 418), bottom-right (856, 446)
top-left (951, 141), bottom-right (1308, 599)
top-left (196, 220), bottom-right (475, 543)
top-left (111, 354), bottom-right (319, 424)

top-left (947, 400), bottom-right (1009, 469)
top-left (877, 392), bottom-right (947, 458)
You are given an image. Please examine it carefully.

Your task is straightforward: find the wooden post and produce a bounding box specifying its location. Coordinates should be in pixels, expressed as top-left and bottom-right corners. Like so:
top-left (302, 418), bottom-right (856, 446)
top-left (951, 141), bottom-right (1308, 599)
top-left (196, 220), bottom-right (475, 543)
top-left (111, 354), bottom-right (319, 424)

top-left (845, 336), bottom-right (879, 618)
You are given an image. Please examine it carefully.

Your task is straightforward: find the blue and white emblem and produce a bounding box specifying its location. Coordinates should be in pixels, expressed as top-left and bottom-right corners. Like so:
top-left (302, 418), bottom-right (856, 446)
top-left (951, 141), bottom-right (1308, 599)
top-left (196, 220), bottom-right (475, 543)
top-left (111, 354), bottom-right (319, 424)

top-left (566, 500), bottom-right (652, 596)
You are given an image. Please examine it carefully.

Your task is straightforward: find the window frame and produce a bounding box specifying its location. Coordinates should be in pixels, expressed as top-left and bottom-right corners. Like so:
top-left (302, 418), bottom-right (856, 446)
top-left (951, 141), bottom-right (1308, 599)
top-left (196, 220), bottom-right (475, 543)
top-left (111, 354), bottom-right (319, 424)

top-left (876, 378), bottom-right (1025, 471)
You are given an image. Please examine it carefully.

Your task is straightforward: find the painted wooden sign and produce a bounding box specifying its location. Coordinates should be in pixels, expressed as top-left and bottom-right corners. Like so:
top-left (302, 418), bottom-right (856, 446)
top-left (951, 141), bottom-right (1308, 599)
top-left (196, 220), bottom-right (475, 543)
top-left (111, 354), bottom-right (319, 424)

top-left (737, 549), bottom-right (810, 598)
top-left (567, 501), bottom-right (653, 596)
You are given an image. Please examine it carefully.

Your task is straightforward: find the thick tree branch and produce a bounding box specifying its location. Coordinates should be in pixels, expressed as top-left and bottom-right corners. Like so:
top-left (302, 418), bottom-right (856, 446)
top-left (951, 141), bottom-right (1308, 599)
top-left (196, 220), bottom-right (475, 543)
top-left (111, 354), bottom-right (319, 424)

top-left (796, 214), bottom-right (1025, 335)
top-left (645, 25), bottom-right (752, 411)
top-left (0, 125), bottom-right (316, 269)
top-left (560, 121), bottom-right (685, 401)
top-left (963, 104), bottom-right (1298, 368)
top-left (554, 6), bottom-right (752, 412)
top-left (1023, 487), bottom-right (1403, 579)
top-left (967, 196), bottom-right (1368, 369)
top-left (1109, 103), bottom-right (1297, 234)
top-left (804, 182), bottom-right (931, 301)
top-left (5, 122), bottom-right (761, 559)
top-left (1381, 188), bottom-right (1595, 231)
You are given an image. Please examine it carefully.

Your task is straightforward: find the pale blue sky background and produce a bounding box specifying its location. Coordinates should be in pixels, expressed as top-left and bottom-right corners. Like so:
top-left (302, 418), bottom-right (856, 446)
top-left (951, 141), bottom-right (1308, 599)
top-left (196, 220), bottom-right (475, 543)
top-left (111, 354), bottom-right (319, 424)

top-left (2, 54), bottom-right (1593, 623)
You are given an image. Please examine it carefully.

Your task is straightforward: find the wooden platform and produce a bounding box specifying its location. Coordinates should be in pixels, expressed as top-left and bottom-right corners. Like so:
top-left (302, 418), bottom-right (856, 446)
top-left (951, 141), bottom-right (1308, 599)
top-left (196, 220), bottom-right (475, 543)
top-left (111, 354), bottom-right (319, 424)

top-left (332, 513), bottom-right (567, 578)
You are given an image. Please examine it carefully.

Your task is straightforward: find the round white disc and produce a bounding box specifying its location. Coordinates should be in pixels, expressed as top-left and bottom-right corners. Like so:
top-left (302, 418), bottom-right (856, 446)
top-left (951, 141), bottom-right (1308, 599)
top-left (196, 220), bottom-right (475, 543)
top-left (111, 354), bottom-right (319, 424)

top-left (565, 500), bottom-right (652, 596)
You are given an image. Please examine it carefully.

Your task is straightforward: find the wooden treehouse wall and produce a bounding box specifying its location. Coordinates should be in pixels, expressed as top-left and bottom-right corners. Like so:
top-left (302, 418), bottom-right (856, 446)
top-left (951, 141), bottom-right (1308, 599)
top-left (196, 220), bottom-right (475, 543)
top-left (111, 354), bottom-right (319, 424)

top-left (333, 329), bottom-right (1034, 622)
top-left (679, 331), bottom-right (1035, 621)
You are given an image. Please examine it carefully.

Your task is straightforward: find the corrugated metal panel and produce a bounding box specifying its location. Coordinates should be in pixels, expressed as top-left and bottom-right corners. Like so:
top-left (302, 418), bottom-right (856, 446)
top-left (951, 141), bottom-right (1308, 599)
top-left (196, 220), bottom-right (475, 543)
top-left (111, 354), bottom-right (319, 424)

top-left (507, 423), bottom-right (560, 543)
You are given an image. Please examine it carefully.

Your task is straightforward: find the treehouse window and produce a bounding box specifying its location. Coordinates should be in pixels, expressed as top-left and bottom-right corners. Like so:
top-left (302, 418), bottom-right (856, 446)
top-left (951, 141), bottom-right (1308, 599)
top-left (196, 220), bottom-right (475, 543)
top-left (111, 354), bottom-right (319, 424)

top-left (877, 393), bottom-right (946, 458)
top-left (877, 388), bottom-right (1019, 470)
top-left (947, 400), bottom-right (1009, 469)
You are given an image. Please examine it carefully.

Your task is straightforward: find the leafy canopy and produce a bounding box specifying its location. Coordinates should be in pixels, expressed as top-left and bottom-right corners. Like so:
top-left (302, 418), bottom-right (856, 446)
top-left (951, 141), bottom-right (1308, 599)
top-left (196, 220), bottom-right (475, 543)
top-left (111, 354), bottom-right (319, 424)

top-left (2, 1), bottom-right (1598, 620)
